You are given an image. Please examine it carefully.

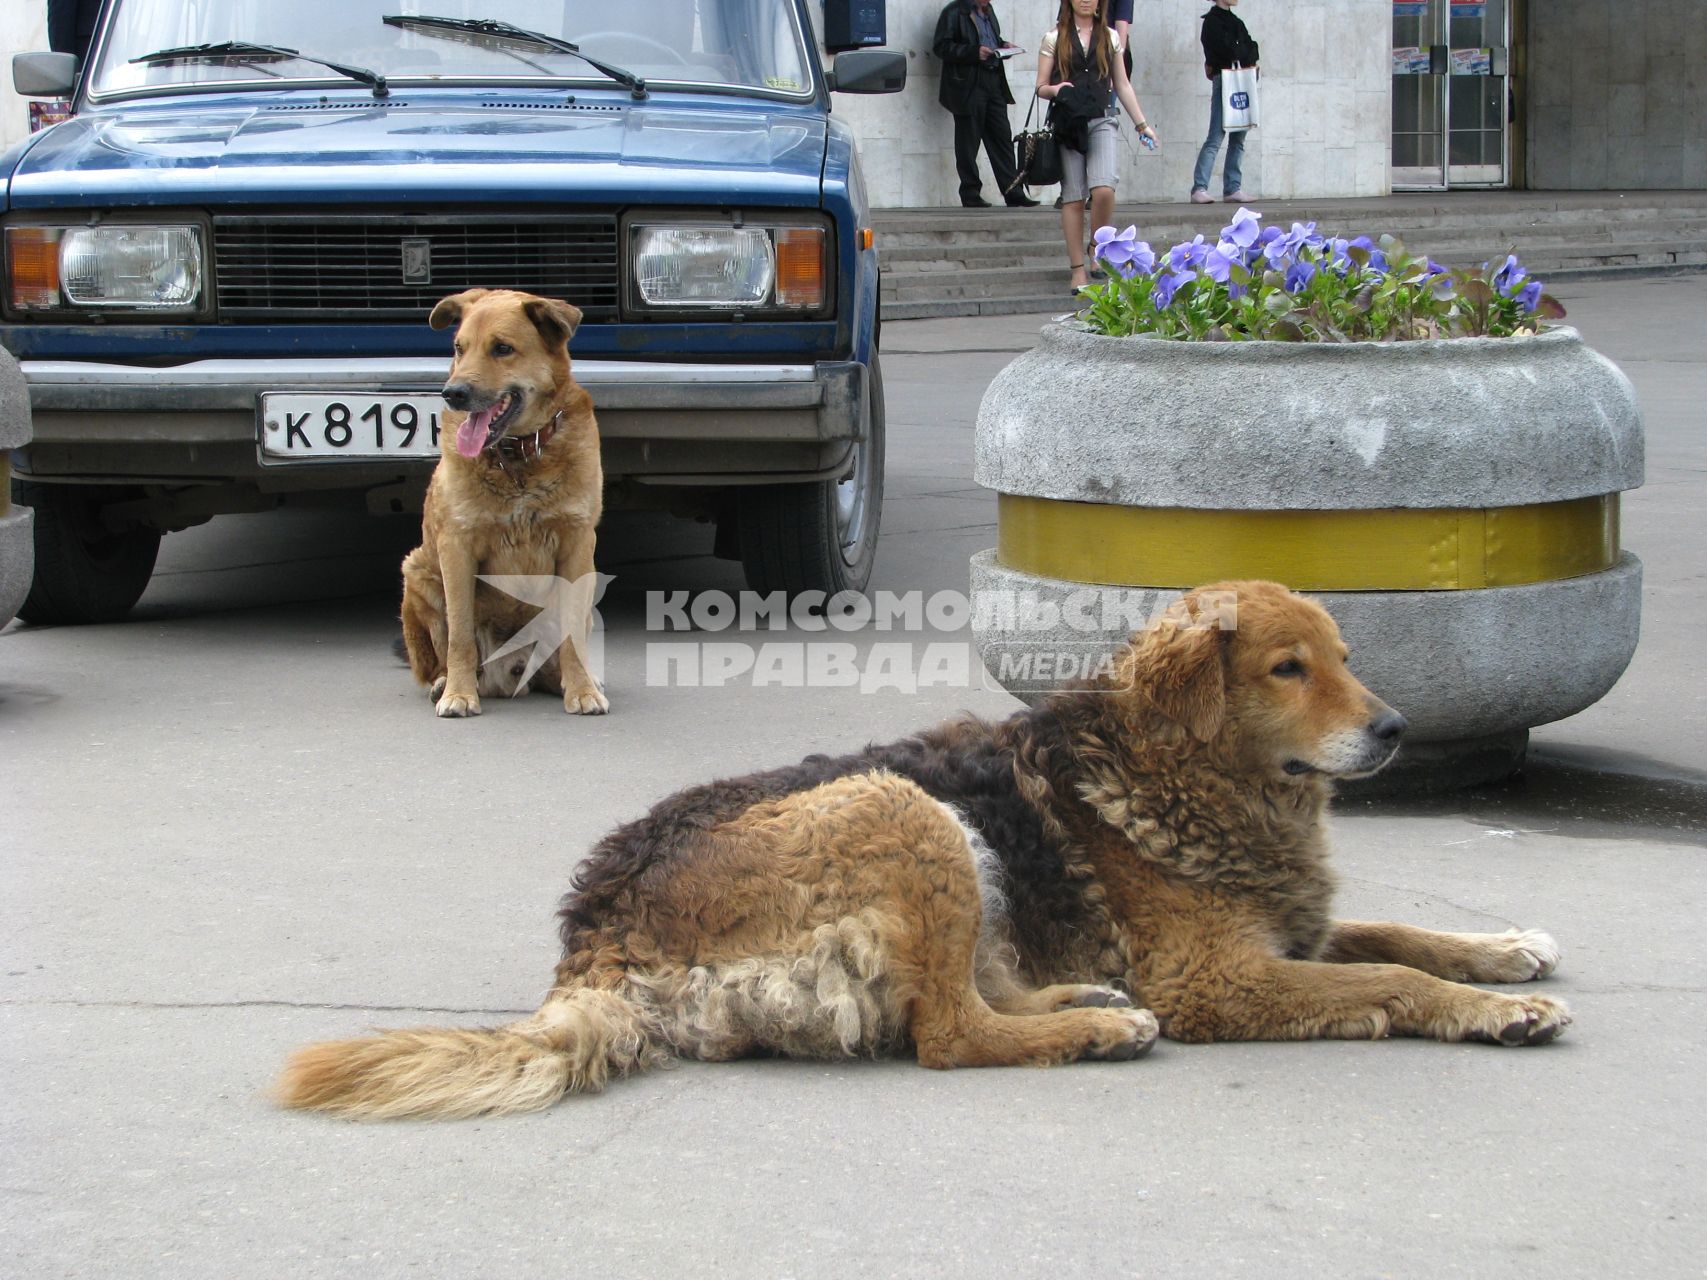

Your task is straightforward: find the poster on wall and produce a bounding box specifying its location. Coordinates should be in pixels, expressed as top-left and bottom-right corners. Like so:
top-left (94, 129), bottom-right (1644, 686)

top-left (29, 101), bottom-right (73, 133)
top-left (1449, 47), bottom-right (1492, 75)
top-left (1392, 46), bottom-right (1432, 74)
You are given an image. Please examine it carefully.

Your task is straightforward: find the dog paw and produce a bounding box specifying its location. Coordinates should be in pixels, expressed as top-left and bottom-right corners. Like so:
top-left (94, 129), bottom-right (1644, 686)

top-left (1069, 985), bottom-right (1134, 1010)
top-left (429, 676), bottom-right (447, 701)
top-left (1483, 928), bottom-right (1560, 982)
top-left (564, 685), bottom-right (609, 716)
top-left (1080, 1007), bottom-right (1161, 1061)
top-left (1462, 994), bottom-right (1572, 1046)
top-left (435, 690), bottom-right (482, 718)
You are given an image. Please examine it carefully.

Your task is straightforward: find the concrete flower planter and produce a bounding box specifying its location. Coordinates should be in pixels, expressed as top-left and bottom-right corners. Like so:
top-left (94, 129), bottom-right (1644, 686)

top-left (970, 321), bottom-right (1645, 788)
top-left (0, 348), bottom-right (33, 629)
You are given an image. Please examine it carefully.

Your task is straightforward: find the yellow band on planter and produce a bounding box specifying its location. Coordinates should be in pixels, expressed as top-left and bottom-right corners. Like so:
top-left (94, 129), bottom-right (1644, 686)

top-left (996, 493), bottom-right (1620, 590)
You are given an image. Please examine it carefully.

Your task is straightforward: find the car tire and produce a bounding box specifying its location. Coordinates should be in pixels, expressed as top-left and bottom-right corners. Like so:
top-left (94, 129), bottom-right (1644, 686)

top-left (13, 480), bottom-right (161, 625)
top-left (738, 356), bottom-right (885, 599)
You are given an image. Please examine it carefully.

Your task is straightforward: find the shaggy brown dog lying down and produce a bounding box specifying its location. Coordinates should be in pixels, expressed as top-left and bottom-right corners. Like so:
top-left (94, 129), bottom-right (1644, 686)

top-left (277, 580), bottom-right (1568, 1119)
top-left (400, 288), bottom-right (607, 719)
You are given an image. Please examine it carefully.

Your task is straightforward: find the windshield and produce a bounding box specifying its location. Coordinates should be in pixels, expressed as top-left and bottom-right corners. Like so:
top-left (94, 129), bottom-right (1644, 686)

top-left (89, 0), bottom-right (816, 100)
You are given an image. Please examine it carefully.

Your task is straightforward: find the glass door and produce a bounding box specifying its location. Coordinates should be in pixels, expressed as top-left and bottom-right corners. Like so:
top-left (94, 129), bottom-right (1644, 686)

top-left (1392, 0), bottom-right (1511, 189)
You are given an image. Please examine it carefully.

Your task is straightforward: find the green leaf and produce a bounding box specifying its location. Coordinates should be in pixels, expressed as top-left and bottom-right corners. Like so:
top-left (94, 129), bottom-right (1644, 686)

top-left (1459, 278), bottom-right (1495, 306)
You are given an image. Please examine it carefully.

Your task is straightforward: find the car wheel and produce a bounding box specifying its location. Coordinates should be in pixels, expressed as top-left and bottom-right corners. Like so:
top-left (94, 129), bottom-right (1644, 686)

top-left (738, 356), bottom-right (885, 599)
top-left (13, 480), bottom-right (161, 625)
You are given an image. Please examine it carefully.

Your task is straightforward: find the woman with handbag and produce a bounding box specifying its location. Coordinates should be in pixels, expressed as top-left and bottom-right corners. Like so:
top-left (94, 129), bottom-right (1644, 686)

top-left (1192, 0), bottom-right (1260, 204)
top-left (1036, 0), bottom-right (1160, 292)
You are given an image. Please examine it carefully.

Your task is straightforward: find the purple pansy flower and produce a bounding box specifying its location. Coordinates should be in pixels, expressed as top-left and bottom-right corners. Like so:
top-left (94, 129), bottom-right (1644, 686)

top-left (1092, 225), bottom-right (1155, 279)
top-left (1152, 268), bottom-right (1196, 309)
top-left (1516, 280), bottom-right (1544, 312)
top-left (1220, 207), bottom-right (1263, 250)
top-left (1167, 235), bottom-right (1211, 271)
top-left (1202, 242), bottom-right (1239, 284)
top-left (1284, 258), bottom-right (1317, 293)
top-left (1491, 253), bottom-right (1526, 295)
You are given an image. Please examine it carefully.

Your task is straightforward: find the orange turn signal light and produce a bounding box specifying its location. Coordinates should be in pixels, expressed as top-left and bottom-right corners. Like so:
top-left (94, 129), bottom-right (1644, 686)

top-left (858, 227), bottom-right (874, 251)
top-left (774, 227), bottom-right (825, 308)
top-left (7, 227), bottom-right (61, 310)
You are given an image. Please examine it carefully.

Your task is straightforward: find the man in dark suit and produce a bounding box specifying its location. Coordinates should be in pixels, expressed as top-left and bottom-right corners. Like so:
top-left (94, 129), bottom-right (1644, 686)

top-left (933, 0), bottom-right (1039, 208)
top-left (48, 0), bottom-right (103, 63)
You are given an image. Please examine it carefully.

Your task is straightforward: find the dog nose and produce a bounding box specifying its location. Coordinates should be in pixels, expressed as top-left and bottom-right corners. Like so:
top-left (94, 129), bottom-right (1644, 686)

top-left (1369, 710), bottom-right (1407, 744)
top-left (442, 383), bottom-right (471, 411)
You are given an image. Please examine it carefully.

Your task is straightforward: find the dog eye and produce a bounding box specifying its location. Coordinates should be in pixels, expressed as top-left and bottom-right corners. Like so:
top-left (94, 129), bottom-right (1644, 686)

top-left (1271, 659), bottom-right (1305, 677)
top-left (491, 341), bottom-right (514, 356)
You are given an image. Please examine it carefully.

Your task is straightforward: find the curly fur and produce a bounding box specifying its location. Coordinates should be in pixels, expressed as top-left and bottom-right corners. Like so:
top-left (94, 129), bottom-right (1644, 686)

top-left (276, 581), bottom-right (1569, 1121)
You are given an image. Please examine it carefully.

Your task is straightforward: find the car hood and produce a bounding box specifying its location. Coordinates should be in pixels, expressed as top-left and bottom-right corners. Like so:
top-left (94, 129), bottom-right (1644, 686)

top-left (7, 96), bottom-right (829, 207)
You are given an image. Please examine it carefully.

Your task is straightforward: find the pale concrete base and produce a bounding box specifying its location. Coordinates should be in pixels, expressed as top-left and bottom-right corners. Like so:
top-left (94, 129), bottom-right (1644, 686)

top-left (0, 504), bottom-right (33, 628)
top-left (969, 549), bottom-right (1644, 788)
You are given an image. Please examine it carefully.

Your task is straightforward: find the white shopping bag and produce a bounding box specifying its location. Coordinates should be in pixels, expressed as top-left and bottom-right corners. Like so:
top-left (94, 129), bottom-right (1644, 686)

top-left (1222, 64), bottom-right (1258, 132)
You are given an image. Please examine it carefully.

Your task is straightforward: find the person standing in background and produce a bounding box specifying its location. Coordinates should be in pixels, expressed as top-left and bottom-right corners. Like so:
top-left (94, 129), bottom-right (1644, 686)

top-left (1105, 0), bottom-right (1134, 80)
top-left (1037, 0), bottom-right (1159, 291)
top-left (1191, 0), bottom-right (1259, 204)
top-left (48, 0), bottom-right (103, 64)
top-left (934, 0), bottom-right (1041, 208)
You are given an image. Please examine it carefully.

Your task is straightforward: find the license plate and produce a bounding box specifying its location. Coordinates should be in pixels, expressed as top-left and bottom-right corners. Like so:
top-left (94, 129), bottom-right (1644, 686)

top-left (260, 393), bottom-right (444, 460)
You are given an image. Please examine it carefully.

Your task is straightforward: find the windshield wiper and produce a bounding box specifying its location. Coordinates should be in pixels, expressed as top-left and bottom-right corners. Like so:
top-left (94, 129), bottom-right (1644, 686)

top-left (131, 41), bottom-right (390, 98)
top-left (382, 15), bottom-right (647, 99)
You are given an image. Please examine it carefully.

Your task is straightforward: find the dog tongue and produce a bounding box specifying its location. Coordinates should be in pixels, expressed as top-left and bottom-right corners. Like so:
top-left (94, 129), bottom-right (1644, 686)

top-left (454, 405), bottom-right (497, 459)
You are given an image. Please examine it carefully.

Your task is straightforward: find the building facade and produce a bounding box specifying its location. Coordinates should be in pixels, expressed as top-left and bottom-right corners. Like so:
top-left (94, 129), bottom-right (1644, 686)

top-left (4, 0), bottom-right (1702, 201)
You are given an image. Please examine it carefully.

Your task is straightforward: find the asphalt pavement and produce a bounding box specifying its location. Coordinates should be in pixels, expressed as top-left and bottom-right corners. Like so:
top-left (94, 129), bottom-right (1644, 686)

top-left (3, 274), bottom-right (1705, 1278)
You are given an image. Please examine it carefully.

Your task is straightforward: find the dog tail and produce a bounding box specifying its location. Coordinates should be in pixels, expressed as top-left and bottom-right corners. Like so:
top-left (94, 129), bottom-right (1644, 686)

top-left (272, 986), bottom-right (663, 1120)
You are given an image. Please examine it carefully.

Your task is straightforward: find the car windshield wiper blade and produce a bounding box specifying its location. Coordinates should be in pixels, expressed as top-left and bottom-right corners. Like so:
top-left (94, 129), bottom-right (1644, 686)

top-left (382, 15), bottom-right (647, 99)
top-left (131, 40), bottom-right (390, 98)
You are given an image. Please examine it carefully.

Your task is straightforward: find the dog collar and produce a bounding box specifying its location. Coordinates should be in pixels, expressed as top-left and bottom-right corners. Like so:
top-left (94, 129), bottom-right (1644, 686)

top-left (495, 411), bottom-right (562, 464)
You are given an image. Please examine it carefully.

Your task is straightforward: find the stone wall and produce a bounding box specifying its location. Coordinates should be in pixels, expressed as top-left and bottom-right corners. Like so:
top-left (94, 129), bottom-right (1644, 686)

top-left (823, 0), bottom-right (1393, 206)
top-left (1526, 0), bottom-right (1707, 189)
top-left (1, 0), bottom-right (51, 153)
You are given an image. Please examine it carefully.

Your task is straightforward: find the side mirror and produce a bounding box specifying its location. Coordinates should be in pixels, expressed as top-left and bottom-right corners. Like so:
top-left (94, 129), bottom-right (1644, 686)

top-left (14, 53), bottom-right (79, 98)
top-left (826, 48), bottom-right (906, 95)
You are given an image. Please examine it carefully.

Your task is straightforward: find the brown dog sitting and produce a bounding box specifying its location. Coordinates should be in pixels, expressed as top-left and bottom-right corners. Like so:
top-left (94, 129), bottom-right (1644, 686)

top-left (400, 288), bottom-right (608, 718)
top-left (279, 581), bottom-right (1568, 1120)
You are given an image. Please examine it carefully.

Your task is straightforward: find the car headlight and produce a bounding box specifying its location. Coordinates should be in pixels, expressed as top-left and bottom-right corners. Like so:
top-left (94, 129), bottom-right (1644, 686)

top-left (630, 223), bottom-right (826, 311)
top-left (6, 224), bottom-right (204, 313)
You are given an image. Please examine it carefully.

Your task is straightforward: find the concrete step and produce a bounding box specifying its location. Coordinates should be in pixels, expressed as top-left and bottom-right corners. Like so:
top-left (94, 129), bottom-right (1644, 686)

top-left (874, 192), bottom-right (1707, 319)
top-left (878, 223), bottom-right (1707, 274)
top-left (875, 212), bottom-right (1707, 250)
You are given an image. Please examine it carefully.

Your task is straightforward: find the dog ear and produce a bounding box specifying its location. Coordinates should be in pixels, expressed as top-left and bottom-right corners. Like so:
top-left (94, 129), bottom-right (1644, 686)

top-left (1132, 599), bottom-right (1229, 742)
top-left (428, 289), bottom-right (489, 331)
top-left (523, 297), bottom-right (583, 349)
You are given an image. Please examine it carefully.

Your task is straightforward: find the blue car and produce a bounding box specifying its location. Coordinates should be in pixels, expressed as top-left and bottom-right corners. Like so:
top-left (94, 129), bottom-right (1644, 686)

top-left (3, 0), bottom-right (903, 623)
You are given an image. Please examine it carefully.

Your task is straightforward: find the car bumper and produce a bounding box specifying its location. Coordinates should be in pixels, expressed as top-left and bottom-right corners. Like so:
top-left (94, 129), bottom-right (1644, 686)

top-left (16, 356), bottom-right (867, 487)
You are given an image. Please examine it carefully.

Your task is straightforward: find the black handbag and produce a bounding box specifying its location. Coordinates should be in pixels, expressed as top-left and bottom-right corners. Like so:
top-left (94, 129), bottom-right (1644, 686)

top-left (1008, 95), bottom-right (1061, 193)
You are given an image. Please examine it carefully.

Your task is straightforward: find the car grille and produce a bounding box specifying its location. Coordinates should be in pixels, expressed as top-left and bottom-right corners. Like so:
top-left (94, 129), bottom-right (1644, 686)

top-left (211, 213), bottom-right (619, 322)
